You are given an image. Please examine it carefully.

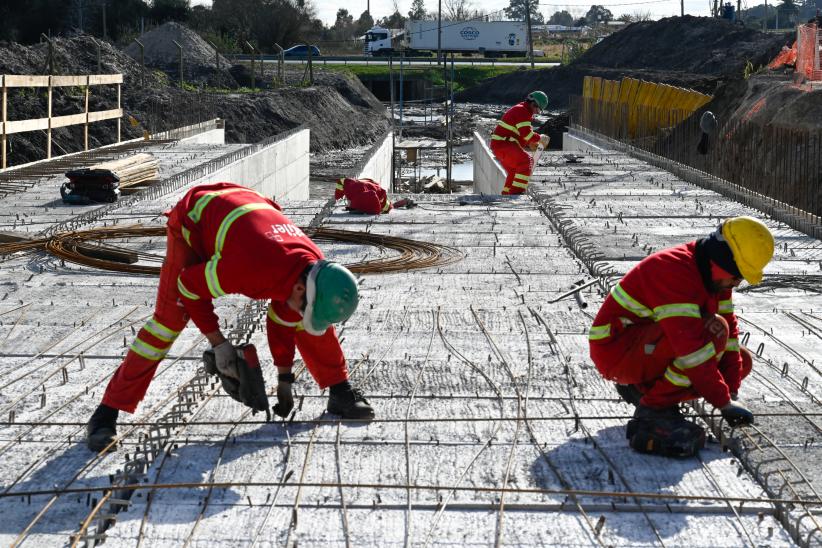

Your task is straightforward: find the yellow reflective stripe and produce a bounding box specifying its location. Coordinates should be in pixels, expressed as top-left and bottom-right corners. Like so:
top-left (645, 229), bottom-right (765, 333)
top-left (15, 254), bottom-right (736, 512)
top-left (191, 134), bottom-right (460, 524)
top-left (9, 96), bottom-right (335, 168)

top-left (490, 134), bottom-right (507, 140)
top-left (610, 284), bottom-right (653, 318)
top-left (497, 120), bottom-right (518, 134)
top-left (205, 256), bottom-right (224, 298)
top-left (515, 121), bottom-right (532, 129)
top-left (726, 338), bottom-right (740, 352)
top-left (143, 317), bottom-right (180, 343)
top-left (673, 341), bottom-right (716, 369)
top-left (267, 304), bottom-right (301, 327)
top-left (187, 188), bottom-right (249, 223)
top-left (664, 366), bottom-right (692, 387)
top-left (511, 180), bottom-right (529, 189)
top-left (215, 202), bottom-right (274, 255)
top-left (513, 173), bottom-right (529, 182)
top-left (181, 226), bottom-right (192, 247)
top-left (130, 338), bottom-right (170, 361)
top-left (589, 324), bottom-right (611, 341)
top-left (177, 277), bottom-right (200, 300)
top-left (336, 178), bottom-right (345, 190)
top-left (523, 131), bottom-right (536, 141)
top-left (718, 299), bottom-right (733, 314)
top-left (382, 200), bottom-right (391, 213)
top-left (653, 303), bottom-right (701, 320)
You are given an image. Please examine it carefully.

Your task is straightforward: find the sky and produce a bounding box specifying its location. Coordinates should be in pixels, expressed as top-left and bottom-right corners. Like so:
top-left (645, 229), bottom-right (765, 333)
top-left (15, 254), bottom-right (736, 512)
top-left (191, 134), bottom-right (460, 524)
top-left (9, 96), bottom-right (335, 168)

top-left (190, 0), bottom-right (714, 27)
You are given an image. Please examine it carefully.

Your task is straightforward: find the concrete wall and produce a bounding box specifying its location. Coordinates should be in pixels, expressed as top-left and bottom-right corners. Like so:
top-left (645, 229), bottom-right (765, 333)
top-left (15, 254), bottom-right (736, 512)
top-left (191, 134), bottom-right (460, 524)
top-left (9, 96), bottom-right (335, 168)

top-left (562, 132), bottom-right (606, 153)
top-left (356, 131), bottom-right (393, 185)
top-left (196, 128), bottom-right (310, 201)
top-left (473, 131), bottom-right (507, 195)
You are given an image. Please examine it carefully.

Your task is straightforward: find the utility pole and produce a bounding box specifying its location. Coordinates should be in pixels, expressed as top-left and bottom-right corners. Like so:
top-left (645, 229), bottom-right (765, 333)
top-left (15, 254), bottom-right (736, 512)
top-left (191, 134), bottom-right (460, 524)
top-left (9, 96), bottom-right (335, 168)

top-left (367, 0), bottom-right (370, 15)
top-left (681, 0), bottom-right (684, 16)
top-left (438, 0), bottom-right (442, 65)
top-left (101, 0), bottom-right (107, 40)
top-left (524, 0), bottom-right (534, 69)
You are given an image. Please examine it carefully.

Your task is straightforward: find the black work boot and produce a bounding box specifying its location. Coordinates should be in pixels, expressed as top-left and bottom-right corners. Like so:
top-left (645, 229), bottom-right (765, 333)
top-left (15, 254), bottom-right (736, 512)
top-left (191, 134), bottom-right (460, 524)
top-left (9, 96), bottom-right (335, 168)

top-left (614, 383), bottom-right (643, 406)
top-left (327, 381), bottom-right (375, 420)
top-left (626, 404), bottom-right (704, 458)
top-left (86, 404), bottom-right (119, 452)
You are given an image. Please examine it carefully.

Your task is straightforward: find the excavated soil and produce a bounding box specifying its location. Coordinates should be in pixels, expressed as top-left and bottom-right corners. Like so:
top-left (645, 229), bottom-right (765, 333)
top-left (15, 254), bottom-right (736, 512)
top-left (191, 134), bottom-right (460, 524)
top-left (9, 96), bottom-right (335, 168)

top-left (0, 35), bottom-right (389, 167)
top-left (457, 16), bottom-right (791, 108)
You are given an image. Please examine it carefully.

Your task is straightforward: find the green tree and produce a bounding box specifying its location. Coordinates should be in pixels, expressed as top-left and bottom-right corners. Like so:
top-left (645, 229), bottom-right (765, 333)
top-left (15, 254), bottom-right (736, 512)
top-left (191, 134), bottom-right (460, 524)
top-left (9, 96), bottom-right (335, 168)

top-left (150, 0), bottom-right (191, 22)
top-left (378, 10), bottom-right (407, 28)
top-left (355, 10), bottom-right (375, 35)
top-left (584, 5), bottom-right (613, 24)
top-left (548, 9), bottom-right (574, 26)
top-left (408, 0), bottom-right (426, 20)
top-left (504, 0), bottom-right (545, 24)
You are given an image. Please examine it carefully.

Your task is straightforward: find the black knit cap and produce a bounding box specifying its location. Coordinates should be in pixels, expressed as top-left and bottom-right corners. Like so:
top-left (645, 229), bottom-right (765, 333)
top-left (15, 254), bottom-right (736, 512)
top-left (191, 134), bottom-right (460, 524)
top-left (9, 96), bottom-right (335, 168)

top-left (702, 227), bottom-right (742, 278)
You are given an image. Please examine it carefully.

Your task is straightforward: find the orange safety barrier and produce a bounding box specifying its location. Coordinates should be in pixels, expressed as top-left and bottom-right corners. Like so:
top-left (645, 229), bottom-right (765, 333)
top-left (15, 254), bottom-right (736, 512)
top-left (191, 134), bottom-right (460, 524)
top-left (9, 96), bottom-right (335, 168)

top-left (796, 23), bottom-right (821, 82)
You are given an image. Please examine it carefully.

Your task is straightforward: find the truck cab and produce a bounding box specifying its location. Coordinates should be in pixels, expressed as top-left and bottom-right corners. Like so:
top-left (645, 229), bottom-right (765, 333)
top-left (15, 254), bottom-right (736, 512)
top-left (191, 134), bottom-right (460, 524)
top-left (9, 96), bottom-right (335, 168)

top-left (364, 27), bottom-right (395, 56)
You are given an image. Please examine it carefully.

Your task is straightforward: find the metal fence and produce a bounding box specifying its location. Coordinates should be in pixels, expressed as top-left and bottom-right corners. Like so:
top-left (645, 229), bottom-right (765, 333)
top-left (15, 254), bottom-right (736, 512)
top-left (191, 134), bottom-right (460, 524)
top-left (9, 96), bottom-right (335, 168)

top-left (570, 95), bottom-right (822, 221)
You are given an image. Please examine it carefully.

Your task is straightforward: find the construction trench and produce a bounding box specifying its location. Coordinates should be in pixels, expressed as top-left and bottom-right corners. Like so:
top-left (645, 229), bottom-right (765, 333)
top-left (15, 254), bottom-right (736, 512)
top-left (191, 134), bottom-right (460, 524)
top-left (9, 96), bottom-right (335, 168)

top-left (1, 15), bottom-right (821, 548)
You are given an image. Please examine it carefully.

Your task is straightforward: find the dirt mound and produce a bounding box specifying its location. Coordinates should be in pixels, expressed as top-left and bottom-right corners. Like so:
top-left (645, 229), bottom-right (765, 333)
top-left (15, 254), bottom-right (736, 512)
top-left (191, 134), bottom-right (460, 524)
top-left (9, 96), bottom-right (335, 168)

top-left (577, 16), bottom-right (790, 75)
top-left (124, 22), bottom-right (237, 88)
top-left (457, 64), bottom-right (721, 109)
top-left (0, 37), bottom-right (389, 167)
top-left (457, 16), bottom-right (791, 107)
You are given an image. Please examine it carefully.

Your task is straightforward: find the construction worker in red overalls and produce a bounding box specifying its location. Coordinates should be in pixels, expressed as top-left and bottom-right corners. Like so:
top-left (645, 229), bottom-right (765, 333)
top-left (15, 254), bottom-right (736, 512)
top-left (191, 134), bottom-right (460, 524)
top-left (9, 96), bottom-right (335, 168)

top-left (490, 91), bottom-right (550, 195)
top-left (589, 217), bottom-right (774, 457)
top-left (86, 182), bottom-right (374, 452)
top-left (334, 177), bottom-right (412, 214)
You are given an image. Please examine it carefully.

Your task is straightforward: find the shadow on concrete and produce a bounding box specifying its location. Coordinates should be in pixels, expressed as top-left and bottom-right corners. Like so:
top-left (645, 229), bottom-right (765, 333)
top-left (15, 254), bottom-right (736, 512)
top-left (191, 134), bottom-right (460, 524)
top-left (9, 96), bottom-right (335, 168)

top-left (530, 424), bottom-right (727, 544)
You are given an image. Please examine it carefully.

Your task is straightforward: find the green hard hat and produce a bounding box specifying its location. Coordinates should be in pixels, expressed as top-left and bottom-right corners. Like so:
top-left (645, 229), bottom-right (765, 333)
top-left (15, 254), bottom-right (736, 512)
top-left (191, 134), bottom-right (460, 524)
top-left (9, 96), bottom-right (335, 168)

top-left (527, 91), bottom-right (549, 110)
top-left (302, 260), bottom-right (359, 336)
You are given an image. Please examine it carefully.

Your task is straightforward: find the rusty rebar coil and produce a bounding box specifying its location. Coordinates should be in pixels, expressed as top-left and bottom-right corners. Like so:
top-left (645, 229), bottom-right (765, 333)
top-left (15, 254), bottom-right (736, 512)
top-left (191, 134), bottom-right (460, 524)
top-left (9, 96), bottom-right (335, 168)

top-left (41, 225), bottom-right (462, 275)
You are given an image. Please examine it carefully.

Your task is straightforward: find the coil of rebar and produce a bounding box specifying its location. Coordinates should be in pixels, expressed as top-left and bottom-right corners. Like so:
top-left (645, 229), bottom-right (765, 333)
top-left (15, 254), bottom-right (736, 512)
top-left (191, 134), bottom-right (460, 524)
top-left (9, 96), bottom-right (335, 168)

top-left (30, 224), bottom-right (462, 275)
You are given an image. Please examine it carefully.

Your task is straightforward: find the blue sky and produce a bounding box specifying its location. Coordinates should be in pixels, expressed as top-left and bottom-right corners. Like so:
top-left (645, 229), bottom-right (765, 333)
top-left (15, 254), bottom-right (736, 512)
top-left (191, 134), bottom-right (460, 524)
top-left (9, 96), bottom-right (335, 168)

top-left (191, 0), bottom-right (713, 27)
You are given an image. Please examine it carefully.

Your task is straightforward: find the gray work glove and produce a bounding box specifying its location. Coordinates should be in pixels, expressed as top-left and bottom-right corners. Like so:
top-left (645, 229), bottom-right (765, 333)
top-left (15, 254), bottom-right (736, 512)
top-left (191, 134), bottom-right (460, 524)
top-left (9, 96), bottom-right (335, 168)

top-left (721, 402), bottom-right (754, 427)
top-left (272, 373), bottom-right (295, 418)
top-left (539, 134), bottom-right (550, 148)
top-left (212, 341), bottom-right (239, 379)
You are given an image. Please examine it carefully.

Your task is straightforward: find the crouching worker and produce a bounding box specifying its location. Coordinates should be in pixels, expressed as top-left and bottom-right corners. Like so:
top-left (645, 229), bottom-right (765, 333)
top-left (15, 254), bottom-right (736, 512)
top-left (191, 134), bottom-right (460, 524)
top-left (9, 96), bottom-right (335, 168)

top-left (588, 216), bottom-right (774, 457)
top-left (87, 182), bottom-right (374, 452)
top-left (335, 177), bottom-right (413, 214)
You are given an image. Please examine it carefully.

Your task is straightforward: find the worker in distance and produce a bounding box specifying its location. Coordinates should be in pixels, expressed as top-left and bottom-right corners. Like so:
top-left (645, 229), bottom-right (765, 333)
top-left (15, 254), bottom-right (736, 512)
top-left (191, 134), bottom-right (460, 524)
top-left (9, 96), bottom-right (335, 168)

top-left (490, 90), bottom-right (551, 195)
top-left (86, 182), bottom-right (374, 452)
top-left (588, 216), bottom-right (774, 457)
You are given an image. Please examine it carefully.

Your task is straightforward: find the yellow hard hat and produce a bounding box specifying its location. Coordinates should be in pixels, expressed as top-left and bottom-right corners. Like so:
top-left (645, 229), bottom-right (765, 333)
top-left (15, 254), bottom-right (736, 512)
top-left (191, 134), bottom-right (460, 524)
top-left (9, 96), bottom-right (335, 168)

top-left (720, 216), bottom-right (774, 285)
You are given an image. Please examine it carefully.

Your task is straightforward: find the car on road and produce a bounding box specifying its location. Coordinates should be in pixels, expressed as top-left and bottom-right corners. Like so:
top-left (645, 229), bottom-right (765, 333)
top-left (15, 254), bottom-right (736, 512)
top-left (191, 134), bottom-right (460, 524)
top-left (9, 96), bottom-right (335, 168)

top-left (283, 45), bottom-right (321, 57)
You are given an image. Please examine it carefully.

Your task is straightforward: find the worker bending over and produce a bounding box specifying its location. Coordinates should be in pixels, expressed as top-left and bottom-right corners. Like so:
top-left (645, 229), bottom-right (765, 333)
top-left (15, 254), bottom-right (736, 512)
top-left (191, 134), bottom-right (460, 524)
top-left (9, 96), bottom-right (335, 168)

top-left (335, 177), bottom-right (412, 214)
top-left (589, 216), bottom-right (774, 457)
top-left (490, 91), bottom-right (550, 195)
top-left (87, 182), bottom-right (373, 452)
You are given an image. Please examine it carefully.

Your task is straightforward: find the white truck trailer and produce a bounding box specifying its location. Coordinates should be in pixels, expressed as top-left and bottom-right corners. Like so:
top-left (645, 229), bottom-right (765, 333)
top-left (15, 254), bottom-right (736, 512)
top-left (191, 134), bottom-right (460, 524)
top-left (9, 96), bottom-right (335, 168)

top-left (364, 20), bottom-right (528, 57)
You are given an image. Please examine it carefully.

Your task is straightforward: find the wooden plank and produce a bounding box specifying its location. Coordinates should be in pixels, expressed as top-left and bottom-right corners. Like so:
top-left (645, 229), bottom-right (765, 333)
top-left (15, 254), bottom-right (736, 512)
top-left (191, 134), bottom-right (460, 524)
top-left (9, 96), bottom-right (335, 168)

top-left (51, 75), bottom-right (88, 87)
top-left (88, 74), bottom-right (123, 85)
top-left (4, 75), bottom-right (50, 87)
top-left (51, 112), bottom-right (89, 129)
top-left (87, 108), bottom-right (122, 123)
top-left (5, 117), bottom-right (49, 134)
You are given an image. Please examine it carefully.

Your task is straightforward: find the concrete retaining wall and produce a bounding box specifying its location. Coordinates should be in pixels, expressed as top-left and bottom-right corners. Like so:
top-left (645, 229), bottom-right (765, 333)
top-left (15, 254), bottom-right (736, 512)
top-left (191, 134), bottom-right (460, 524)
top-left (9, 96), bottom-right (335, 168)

top-left (356, 131), bottom-right (393, 185)
top-left (562, 132), bottom-right (606, 153)
top-left (196, 128), bottom-right (310, 201)
top-left (473, 131), bottom-right (506, 195)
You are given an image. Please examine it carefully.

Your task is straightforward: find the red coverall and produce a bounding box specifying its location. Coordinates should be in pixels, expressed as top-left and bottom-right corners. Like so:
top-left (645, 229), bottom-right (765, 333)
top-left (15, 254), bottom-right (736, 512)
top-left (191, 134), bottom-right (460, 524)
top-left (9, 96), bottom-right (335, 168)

top-left (588, 242), bottom-right (752, 409)
top-left (102, 182), bottom-right (348, 413)
top-left (490, 102), bottom-right (542, 195)
top-left (335, 177), bottom-right (391, 214)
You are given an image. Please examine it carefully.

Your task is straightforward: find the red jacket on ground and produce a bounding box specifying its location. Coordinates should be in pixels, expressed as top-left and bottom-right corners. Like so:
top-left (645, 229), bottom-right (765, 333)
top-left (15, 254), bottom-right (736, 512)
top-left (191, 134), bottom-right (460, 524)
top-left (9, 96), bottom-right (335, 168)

top-left (589, 242), bottom-right (743, 408)
top-left (491, 102), bottom-right (541, 149)
top-left (174, 182), bottom-right (321, 335)
top-left (335, 177), bottom-right (391, 214)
